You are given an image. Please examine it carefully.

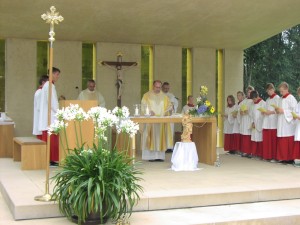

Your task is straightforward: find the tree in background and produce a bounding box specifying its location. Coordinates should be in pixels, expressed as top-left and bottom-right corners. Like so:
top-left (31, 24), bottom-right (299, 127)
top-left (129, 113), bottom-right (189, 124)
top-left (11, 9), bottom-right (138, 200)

top-left (244, 24), bottom-right (300, 100)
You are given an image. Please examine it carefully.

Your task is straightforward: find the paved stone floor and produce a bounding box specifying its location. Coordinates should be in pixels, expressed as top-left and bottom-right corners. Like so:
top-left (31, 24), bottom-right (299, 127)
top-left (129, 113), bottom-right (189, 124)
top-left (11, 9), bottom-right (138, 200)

top-left (1, 149), bottom-right (300, 224)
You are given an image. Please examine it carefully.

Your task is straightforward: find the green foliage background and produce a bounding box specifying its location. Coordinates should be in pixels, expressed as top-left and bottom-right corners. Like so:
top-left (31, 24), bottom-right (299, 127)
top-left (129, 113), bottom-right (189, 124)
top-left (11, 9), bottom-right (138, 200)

top-left (244, 24), bottom-right (300, 100)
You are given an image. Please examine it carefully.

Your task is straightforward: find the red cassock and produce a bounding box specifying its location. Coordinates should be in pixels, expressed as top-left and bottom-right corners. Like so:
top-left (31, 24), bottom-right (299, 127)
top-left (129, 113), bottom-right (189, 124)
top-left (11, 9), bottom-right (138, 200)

top-left (224, 134), bottom-right (235, 151)
top-left (262, 129), bottom-right (277, 160)
top-left (36, 134), bottom-right (43, 141)
top-left (251, 141), bottom-right (263, 157)
top-left (240, 135), bottom-right (252, 154)
top-left (41, 131), bottom-right (59, 162)
top-left (277, 136), bottom-right (294, 161)
top-left (233, 133), bottom-right (241, 151)
top-left (293, 141), bottom-right (300, 159)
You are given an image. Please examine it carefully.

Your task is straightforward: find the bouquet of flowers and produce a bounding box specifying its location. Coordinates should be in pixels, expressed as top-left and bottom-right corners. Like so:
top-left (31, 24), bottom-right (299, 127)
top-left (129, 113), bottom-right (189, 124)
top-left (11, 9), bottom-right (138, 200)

top-left (189, 85), bottom-right (216, 116)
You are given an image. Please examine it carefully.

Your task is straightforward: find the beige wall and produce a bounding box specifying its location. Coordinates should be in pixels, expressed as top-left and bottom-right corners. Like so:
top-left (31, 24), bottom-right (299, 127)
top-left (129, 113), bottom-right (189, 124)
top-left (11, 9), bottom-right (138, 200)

top-left (192, 48), bottom-right (216, 106)
top-left (5, 39), bottom-right (82, 136)
top-left (224, 49), bottom-right (244, 105)
top-left (4, 38), bottom-right (243, 137)
top-left (154, 45), bottom-right (182, 111)
top-left (96, 42), bottom-right (141, 111)
top-left (54, 41), bottom-right (82, 100)
top-left (6, 38), bottom-right (37, 136)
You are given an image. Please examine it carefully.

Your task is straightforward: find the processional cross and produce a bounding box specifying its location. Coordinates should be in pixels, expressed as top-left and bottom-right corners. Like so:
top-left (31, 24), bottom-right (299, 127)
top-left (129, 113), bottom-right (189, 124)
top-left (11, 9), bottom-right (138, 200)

top-left (99, 52), bottom-right (137, 107)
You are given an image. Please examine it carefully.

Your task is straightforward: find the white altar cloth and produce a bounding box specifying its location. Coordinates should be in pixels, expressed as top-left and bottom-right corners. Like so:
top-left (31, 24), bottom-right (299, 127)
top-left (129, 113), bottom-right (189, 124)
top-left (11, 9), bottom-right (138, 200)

top-left (171, 142), bottom-right (199, 171)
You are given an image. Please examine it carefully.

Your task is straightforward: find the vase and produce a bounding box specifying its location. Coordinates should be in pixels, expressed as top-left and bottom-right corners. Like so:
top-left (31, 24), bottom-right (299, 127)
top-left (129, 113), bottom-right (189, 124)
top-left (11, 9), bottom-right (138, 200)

top-left (71, 204), bottom-right (108, 225)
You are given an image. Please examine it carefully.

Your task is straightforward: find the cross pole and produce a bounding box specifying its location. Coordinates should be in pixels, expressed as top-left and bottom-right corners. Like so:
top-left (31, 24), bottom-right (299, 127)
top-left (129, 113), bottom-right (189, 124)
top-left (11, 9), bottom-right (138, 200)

top-left (35, 6), bottom-right (63, 202)
top-left (100, 52), bottom-right (137, 107)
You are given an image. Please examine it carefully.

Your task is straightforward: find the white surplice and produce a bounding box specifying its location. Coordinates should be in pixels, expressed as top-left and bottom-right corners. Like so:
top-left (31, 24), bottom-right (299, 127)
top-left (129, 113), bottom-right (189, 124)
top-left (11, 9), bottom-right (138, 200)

top-left (78, 89), bottom-right (106, 107)
top-left (224, 105), bottom-right (237, 134)
top-left (294, 102), bottom-right (300, 141)
top-left (38, 81), bottom-right (59, 132)
top-left (33, 88), bottom-right (42, 135)
top-left (165, 92), bottom-right (178, 113)
top-left (232, 103), bottom-right (240, 134)
top-left (262, 95), bottom-right (280, 129)
top-left (165, 92), bottom-right (178, 149)
top-left (277, 94), bottom-right (297, 137)
top-left (238, 98), bottom-right (253, 135)
top-left (250, 99), bottom-right (266, 142)
top-left (181, 104), bottom-right (195, 114)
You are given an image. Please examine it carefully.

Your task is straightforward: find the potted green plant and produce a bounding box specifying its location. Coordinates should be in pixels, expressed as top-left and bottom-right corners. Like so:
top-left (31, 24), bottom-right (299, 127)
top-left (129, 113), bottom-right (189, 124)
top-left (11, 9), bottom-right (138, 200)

top-left (49, 104), bottom-right (143, 225)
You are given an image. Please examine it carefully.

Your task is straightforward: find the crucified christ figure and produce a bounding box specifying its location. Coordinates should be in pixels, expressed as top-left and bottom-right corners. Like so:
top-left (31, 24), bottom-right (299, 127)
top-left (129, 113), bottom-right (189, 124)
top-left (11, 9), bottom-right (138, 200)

top-left (100, 52), bottom-right (137, 107)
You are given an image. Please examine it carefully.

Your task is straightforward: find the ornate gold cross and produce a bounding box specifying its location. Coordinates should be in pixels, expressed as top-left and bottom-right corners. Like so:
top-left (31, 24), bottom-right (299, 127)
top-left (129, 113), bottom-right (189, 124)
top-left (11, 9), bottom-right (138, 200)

top-left (41, 6), bottom-right (64, 43)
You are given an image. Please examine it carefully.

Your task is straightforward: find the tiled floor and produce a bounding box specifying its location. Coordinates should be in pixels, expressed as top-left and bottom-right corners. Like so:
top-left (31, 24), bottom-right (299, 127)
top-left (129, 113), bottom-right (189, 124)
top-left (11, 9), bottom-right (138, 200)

top-left (1, 150), bottom-right (300, 224)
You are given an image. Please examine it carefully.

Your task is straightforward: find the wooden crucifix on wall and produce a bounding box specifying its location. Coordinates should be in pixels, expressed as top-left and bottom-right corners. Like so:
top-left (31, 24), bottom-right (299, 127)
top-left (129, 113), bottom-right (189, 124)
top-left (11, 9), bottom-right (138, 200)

top-left (99, 52), bottom-right (137, 107)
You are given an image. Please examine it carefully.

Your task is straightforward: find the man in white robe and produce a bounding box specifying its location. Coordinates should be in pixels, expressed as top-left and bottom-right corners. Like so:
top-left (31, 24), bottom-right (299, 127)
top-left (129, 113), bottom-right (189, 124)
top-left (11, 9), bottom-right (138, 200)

top-left (162, 82), bottom-right (178, 151)
top-left (182, 95), bottom-right (195, 114)
top-left (78, 79), bottom-right (105, 107)
top-left (39, 67), bottom-right (61, 163)
top-left (275, 82), bottom-right (297, 162)
top-left (141, 80), bottom-right (172, 161)
top-left (33, 75), bottom-right (48, 139)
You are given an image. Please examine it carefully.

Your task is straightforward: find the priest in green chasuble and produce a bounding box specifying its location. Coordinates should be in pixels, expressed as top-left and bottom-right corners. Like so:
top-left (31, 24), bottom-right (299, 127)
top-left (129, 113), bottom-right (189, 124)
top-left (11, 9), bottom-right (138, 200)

top-left (141, 80), bottom-right (173, 161)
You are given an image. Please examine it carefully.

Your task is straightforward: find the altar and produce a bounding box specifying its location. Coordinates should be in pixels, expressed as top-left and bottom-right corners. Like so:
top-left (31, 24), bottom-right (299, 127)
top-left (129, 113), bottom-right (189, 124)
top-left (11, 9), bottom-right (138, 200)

top-left (131, 116), bottom-right (217, 166)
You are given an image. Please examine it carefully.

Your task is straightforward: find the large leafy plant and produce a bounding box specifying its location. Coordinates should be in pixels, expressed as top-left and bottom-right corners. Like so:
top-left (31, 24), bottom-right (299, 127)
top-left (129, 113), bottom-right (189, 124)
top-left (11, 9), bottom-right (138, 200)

top-left (49, 104), bottom-right (143, 224)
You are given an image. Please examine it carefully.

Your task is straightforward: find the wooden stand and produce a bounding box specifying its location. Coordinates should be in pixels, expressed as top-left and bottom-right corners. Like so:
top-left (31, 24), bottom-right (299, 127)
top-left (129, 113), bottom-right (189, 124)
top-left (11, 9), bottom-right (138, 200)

top-left (0, 122), bottom-right (14, 158)
top-left (59, 100), bottom-right (98, 162)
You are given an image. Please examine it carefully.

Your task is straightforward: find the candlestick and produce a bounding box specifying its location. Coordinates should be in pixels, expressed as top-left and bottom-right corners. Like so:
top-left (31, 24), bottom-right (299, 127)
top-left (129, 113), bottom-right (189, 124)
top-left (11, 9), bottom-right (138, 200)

top-left (145, 105), bottom-right (150, 115)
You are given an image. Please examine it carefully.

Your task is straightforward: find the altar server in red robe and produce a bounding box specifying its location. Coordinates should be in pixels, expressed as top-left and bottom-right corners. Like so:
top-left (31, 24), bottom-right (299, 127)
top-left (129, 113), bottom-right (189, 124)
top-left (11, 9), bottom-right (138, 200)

top-left (223, 95), bottom-right (237, 154)
top-left (238, 86), bottom-right (255, 156)
top-left (232, 91), bottom-right (244, 154)
top-left (292, 87), bottom-right (300, 163)
top-left (262, 83), bottom-right (280, 161)
top-left (249, 90), bottom-right (266, 158)
top-left (39, 67), bottom-right (61, 165)
top-left (275, 82), bottom-right (297, 163)
top-left (233, 91), bottom-right (245, 153)
top-left (33, 75), bottom-right (48, 140)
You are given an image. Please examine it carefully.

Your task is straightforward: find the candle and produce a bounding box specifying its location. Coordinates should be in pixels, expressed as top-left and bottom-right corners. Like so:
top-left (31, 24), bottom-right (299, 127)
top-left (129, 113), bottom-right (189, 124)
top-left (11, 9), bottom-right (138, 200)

top-left (145, 105), bottom-right (150, 115)
top-left (135, 107), bottom-right (139, 116)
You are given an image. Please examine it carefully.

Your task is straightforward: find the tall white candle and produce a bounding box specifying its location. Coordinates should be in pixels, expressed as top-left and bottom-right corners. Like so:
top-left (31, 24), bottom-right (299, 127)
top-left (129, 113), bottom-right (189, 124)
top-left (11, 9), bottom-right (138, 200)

top-left (135, 107), bottom-right (139, 116)
top-left (145, 105), bottom-right (150, 115)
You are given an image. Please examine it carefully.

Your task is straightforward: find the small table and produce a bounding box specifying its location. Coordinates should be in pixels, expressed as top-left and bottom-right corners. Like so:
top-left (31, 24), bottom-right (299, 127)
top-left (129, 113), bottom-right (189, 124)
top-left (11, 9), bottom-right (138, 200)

top-left (171, 142), bottom-right (199, 171)
top-left (0, 120), bottom-right (14, 158)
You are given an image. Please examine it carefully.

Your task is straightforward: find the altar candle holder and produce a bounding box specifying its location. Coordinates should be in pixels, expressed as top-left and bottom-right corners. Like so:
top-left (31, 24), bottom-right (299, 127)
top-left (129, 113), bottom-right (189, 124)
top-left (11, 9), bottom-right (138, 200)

top-left (133, 104), bottom-right (141, 117)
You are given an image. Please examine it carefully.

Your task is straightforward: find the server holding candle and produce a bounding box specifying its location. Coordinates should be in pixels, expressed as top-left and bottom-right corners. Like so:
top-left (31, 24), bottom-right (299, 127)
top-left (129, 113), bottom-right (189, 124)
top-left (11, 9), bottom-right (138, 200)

top-left (140, 80), bottom-right (173, 161)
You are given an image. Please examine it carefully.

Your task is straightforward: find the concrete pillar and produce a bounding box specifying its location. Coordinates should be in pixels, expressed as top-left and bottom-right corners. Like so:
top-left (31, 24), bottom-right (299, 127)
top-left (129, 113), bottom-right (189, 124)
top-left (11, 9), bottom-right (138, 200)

top-left (154, 45), bottom-right (182, 110)
top-left (192, 48), bottom-right (216, 106)
top-left (53, 40), bottom-right (82, 100)
top-left (6, 38), bottom-right (36, 136)
top-left (224, 49), bottom-right (244, 102)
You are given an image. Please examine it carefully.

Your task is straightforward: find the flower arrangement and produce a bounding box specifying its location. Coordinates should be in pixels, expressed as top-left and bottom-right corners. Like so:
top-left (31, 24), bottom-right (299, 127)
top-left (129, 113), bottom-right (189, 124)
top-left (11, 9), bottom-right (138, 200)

top-left (48, 104), bottom-right (143, 225)
top-left (189, 86), bottom-right (216, 116)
